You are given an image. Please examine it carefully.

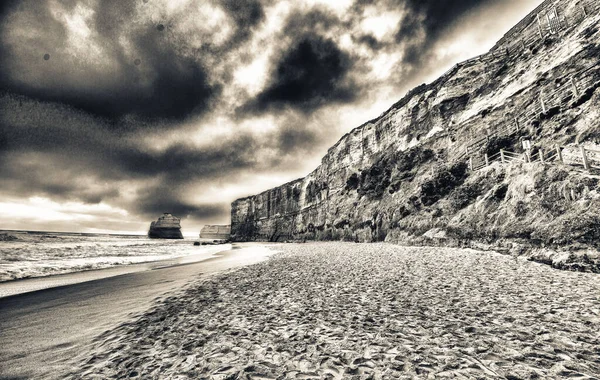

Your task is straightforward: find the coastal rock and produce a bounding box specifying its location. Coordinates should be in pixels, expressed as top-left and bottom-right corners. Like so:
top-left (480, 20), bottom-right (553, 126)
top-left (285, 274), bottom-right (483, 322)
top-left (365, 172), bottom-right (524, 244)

top-left (148, 213), bottom-right (184, 239)
top-left (231, 0), bottom-right (600, 271)
top-left (199, 225), bottom-right (230, 240)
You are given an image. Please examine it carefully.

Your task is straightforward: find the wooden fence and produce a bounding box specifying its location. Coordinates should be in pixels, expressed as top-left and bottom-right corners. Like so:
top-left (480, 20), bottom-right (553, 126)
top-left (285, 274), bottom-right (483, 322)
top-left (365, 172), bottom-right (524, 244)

top-left (456, 56), bottom-right (599, 166)
top-left (468, 144), bottom-right (600, 172)
top-left (447, 0), bottom-right (599, 164)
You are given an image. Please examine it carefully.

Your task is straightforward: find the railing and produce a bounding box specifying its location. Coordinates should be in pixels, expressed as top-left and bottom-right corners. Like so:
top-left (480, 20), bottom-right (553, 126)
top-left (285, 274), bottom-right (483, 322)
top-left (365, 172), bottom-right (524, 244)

top-left (431, 0), bottom-right (599, 168)
top-left (588, 150), bottom-right (600, 169)
top-left (468, 144), bottom-right (600, 172)
top-left (457, 57), bottom-right (599, 163)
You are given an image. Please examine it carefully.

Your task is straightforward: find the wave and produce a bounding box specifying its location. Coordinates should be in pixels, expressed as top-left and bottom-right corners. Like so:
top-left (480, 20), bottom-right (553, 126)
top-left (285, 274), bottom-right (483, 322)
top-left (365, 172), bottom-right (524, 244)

top-left (0, 233), bottom-right (228, 282)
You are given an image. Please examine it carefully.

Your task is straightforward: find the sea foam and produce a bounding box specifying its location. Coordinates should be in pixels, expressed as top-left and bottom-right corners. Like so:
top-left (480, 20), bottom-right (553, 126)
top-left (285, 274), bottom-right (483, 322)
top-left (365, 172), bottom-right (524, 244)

top-left (0, 231), bottom-right (226, 282)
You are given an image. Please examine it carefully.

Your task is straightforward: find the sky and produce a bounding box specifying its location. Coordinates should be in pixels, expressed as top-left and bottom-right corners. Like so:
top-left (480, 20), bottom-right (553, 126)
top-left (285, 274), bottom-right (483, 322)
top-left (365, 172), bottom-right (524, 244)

top-left (0, 0), bottom-right (543, 236)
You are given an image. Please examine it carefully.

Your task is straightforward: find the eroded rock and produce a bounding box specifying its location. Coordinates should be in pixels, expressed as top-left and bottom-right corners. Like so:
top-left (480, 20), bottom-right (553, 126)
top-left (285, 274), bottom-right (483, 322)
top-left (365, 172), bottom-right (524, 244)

top-left (148, 213), bottom-right (183, 239)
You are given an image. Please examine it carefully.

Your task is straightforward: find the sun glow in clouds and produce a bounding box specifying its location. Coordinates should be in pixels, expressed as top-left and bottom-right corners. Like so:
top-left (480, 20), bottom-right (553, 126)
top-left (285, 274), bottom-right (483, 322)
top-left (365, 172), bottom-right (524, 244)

top-left (0, 197), bottom-right (129, 223)
top-left (233, 53), bottom-right (272, 96)
top-left (361, 8), bottom-right (403, 40)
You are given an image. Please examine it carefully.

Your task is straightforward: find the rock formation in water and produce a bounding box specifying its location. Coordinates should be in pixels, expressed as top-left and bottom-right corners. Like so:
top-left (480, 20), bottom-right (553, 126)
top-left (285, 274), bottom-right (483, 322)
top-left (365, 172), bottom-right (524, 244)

top-left (148, 213), bottom-right (184, 239)
top-left (199, 225), bottom-right (231, 240)
top-left (231, 0), bottom-right (600, 271)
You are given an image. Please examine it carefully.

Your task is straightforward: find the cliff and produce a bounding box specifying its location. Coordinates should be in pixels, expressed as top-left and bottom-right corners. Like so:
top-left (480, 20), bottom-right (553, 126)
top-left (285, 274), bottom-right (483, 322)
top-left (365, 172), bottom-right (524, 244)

top-left (199, 225), bottom-right (231, 240)
top-left (148, 213), bottom-right (184, 239)
top-left (231, 0), bottom-right (600, 271)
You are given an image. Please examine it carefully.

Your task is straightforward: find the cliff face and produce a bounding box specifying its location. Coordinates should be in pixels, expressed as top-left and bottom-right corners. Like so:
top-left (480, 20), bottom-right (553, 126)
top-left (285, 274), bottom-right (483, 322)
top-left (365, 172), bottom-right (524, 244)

top-left (231, 0), bottom-right (600, 270)
top-left (148, 213), bottom-right (184, 239)
top-left (199, 225), bottom-right (231, 240)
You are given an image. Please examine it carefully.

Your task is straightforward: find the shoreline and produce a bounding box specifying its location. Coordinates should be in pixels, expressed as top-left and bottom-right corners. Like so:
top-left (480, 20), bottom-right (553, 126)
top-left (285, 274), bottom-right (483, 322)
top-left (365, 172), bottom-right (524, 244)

top-left (67, 242), bottom-right (600, 379)
top-left (0, 243), bottom-right (234, 299)
top-left (0, 243), bottom-right (276, 380)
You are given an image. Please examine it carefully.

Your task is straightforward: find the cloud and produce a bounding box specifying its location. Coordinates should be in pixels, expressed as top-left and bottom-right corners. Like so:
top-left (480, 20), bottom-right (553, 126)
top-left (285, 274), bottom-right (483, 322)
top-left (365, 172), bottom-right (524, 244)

top-left (0, 92), bottom-right (317, 229)
top-left (0, 0), bottom-right (266, 121)
top-left (392, 0), bottom-right (496, 65)
top-left (355, 34), bottom-right (386, 50)
top-left (115, 136), bottom-right (261, 181)
top-left (134, 184), bottom-right (230, 219)
top-left (220, 0), bottom-right (266, 46)
top-left (401, 0), bottom-right (489, 38)
top-left (241, 34), bottom-right (357, 114)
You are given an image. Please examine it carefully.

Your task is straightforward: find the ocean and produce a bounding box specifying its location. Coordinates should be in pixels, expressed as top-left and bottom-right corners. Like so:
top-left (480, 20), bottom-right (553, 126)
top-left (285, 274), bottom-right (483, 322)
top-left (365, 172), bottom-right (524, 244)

top-left (0, 230), bottom-right (227, 282)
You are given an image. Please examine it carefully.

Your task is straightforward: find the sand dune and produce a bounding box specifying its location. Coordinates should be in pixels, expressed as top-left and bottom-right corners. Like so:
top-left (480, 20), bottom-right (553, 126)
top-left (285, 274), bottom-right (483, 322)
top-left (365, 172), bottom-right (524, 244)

top-left (70, 243), bottom-right (600, 379)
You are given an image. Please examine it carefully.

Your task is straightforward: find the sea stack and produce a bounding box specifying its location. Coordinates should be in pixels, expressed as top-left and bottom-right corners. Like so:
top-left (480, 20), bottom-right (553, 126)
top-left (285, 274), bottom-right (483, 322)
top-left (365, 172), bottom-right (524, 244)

top-left (148, 213), bottom-right (184, 239)
top-left (199, 225), bottom-right (231, 240)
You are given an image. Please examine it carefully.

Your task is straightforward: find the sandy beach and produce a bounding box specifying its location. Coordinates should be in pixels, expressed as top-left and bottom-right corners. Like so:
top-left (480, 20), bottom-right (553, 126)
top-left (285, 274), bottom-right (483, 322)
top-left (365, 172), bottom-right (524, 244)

top-left (0, 244), bottom-right (274, 380)
top-left (60, 242), bottom-right (600, 379)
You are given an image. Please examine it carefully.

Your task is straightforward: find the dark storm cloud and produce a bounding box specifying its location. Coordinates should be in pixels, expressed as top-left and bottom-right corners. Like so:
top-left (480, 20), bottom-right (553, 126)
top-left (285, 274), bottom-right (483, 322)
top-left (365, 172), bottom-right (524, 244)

top-left (135, 185), bottom-right (229, 219)
top-left (276, 128), bottom-right (319, 154)
top-left (401, 0), bottom-right (490, 39)
top-left (0, 0), bottom-right (18, 23)
top-left (1, 159), bottom-right (121, 204)
top-left (394, 0), bottom-right (494, 64)
top-left (0, 93), bottom-right (262, 180)
top-left (115, 136), bottom-right (260, 181)
top-left (241, 34), bottom-right (357, 114)
top-left (220, 0), bottom-right (266, 46)
top-left (0, 91), bottom-right (331, 225)
top-left (284, 8), bottom-right (342, 34)
top-left (0, 93), bottom-right (266, 219)
top-left (355, 34), bottom-right (386, 51)
top-left (0, 0), bottom-right (267, 122)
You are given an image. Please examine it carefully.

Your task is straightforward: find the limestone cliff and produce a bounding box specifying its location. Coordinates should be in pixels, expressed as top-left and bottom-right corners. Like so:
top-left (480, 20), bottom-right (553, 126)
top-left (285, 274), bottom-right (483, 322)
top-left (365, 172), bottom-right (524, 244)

top-left (199, 225), bottom-right (231, 240)
top-left (231, 0), bottom-right (600, 271)
top-left (148, 213), bottom-right (184, 239)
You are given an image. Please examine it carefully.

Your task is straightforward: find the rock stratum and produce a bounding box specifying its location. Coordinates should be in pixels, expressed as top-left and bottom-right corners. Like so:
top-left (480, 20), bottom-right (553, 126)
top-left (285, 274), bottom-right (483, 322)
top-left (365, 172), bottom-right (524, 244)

top-left (148, 213), bottom-right (184, 239)
top-left (231, 0), bottom-right (600, 271)
top-left (199, 225), bottom-right (231, 240)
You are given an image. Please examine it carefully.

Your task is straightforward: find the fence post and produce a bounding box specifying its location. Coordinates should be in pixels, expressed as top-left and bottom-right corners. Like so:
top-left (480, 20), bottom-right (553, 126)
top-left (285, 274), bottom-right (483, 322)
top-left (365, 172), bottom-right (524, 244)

top-left (537, 14), bottom-right (545, 39)
top-left (540, 91), bottom-right (547, 113)
top-left (500, 149), bottom-right (506, 163)
top-left (469, 156), bottom-right (474, 171)
top-left (582, 6), bottom-right (587, 17)
top-left (570, 77), bottom-right (579, 97)
top-left (581, 145), bottom-right (591, 170)
top-left (514, 117), bottom-right (520, 132)
top-left (556, 145), bottom-right (563, 163)
top-left (524, 152), bottom-right (530, 163)
top-left (539, 148), bottom-right (545, 163)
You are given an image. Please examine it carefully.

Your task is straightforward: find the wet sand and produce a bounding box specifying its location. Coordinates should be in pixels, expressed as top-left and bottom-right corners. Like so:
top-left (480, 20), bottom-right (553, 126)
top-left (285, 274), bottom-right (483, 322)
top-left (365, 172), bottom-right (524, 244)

top-left (0, 244), bottom-right (233, 299)
top-left (68, 242), bottom-right (600, 379)
top-left (0, 243), bottom-right (275, 380)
